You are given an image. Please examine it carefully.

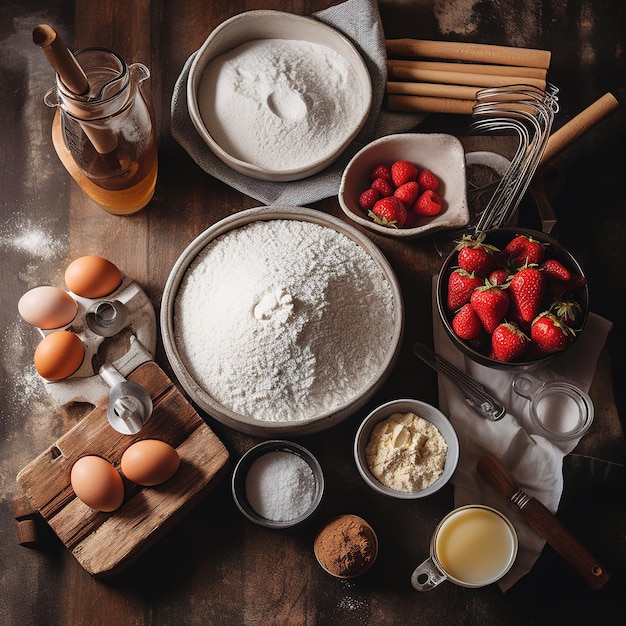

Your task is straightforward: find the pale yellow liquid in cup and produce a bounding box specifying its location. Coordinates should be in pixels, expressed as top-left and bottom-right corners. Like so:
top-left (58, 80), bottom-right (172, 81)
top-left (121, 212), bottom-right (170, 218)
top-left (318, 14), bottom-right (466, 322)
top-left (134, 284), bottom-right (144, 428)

top-left (435, 507), bottom-right (516, 586)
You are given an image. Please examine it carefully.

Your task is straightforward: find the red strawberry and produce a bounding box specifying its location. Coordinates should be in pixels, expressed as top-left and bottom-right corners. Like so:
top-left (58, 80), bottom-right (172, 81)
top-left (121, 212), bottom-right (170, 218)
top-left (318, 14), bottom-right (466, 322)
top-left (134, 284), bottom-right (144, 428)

top-left (530, 311), bottom-right (574, 354)
top-left (358, 188), bottom-right (379, 212)
top-left (455, 234), bottom-right (499, 277)
top-left (417, 169), bottom-right (440, 192)
top-left (508, 267), bottom-right (546, 324)
top-left (394, 181), bottom-right (420, 207)
top-left (504, 234), bottom-right (545, 267)
top-left (470, 283), bottom-right (510, 333)
top-left (414, 190), bottom-right (442, 216)
top-left (391, 160), bottom-right (418, 187)
top-left (551, 299), bottom-right (583, 327)
top-left (491, 322), bottom-right (530, 362)
top-left (370, 177), bottom-right (394, 197)
top-left (368, 196), bottom-right (407, 228)
top-left (540, 258), bottom-right (571, 282)
top-left (488, 268), bottom-right (510, 286)
top-left (545, 273), bottom-right (588, 299)
top-left (447, 268), bottom-right (482, 310)
top-left (370, 163), bottom-right (391, 181)
top-left (452, 303), bottom-right (482, 340)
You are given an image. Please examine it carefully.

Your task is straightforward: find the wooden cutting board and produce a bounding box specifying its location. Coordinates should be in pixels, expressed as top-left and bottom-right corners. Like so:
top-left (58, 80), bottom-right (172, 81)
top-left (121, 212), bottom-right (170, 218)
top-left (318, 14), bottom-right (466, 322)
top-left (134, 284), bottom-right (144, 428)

top-left (16, 361), bottom-right (229, 578)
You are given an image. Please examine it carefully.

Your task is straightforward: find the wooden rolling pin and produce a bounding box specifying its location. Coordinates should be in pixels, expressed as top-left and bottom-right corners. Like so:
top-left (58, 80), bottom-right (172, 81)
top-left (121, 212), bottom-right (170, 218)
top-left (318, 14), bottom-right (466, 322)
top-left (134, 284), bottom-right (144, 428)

top-left (477, 453), bottom-right (611, 590)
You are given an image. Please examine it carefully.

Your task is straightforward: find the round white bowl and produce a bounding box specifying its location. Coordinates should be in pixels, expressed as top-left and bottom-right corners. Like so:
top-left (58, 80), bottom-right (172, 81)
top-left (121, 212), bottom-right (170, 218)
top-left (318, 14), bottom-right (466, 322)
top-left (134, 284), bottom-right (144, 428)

top-left (187, 10), bottom-right (372, 182)
top-left (354, 398), bottom-right (459, 499)
top-left (160, 206), bottom-right (404, 437)
top-left (338, 133), bottom-right (470, 239)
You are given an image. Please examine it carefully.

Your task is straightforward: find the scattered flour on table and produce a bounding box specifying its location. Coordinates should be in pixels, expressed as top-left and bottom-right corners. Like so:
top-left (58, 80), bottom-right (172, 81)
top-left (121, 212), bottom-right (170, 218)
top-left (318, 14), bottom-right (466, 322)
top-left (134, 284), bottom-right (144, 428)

top-left (174, 220), bottom-right (397, 422)
top-left (198, 38), bottom-right (361, 170)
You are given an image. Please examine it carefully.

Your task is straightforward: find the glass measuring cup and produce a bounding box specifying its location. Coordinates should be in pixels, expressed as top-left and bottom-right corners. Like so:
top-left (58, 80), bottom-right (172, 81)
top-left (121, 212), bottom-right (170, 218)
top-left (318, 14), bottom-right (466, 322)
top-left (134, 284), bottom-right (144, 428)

top-left (512, 375), bottom-right (594, 441)
top-left (44, 47), bottom-right (157, 215)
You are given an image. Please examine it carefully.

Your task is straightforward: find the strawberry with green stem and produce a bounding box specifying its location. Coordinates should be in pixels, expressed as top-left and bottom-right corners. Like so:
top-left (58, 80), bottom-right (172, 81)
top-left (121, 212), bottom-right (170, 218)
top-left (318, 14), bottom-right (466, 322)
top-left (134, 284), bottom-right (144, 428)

top-left (470, 282), bottom-right (510, 334)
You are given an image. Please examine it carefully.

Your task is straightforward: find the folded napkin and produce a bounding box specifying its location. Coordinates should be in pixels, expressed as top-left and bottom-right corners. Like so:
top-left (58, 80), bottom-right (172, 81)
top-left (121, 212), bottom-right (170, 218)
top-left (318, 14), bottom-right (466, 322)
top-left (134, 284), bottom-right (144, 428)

top-left (170, 0), bottom-right (424, 205)
top-left (431, 276), bottom-right (613, 591)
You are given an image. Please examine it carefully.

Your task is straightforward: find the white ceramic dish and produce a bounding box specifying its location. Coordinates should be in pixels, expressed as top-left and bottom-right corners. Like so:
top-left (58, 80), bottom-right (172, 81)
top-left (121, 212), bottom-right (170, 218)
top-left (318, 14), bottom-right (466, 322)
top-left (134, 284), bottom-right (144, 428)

top-left (354, 398), bottom-right (459, 499)
top-left (187, 10), bottom-right (372, 182)
top-left (338, 133), bottom-right (470, 239)
top-left (160, 206), bottom-right (404, 437)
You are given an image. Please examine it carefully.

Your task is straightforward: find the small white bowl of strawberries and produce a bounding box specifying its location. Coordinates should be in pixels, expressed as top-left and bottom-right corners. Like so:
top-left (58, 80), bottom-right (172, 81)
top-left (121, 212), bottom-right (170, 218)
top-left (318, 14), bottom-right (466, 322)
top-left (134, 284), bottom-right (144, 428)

top-left (338, 133), bottom-right (470, 238)
top-left (436, 227), bottom-right (589, 369)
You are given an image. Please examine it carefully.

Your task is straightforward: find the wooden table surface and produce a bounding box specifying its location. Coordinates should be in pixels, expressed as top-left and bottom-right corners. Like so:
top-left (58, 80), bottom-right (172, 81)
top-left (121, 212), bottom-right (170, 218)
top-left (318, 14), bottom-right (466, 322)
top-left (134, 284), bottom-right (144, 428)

top-left (1, 1), bottom-right (625, 624)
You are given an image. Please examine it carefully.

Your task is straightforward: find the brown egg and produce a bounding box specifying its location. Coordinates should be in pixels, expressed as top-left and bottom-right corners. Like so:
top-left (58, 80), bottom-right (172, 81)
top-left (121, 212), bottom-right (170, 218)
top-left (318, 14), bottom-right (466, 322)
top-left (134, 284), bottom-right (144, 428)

top-left (70, 455), bottom-right (125, 512)
top-left (65, 255), bottom-right (122, 298)
top-left (34, 331), bottom-right (84, 381)
top-left (18, 286), bottom-right (78, 329)
top-left (121, 439), bottom-right (180, 486)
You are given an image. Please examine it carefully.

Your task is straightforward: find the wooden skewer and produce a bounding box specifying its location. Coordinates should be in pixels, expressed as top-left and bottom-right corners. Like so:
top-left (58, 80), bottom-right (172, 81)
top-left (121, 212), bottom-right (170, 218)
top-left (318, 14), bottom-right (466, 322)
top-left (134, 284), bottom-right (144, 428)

top-left (387, 38), bottom-right (551, 70)
top-left (32, 24), bottom-right (89, 95)
top-left (386, 94), bottom-right (475, 115)
top-left (387, 81), bottom-right (480, 101)
top-left (387, 65), bottom-right (546, 90)
top-left (388, 59), bottom-right (547, 80)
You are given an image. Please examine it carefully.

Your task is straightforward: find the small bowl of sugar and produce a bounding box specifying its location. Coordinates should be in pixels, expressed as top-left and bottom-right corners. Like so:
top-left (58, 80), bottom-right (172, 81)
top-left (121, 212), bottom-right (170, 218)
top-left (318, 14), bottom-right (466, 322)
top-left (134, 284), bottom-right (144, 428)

top-left (232, 440), bottom-right (325, 529)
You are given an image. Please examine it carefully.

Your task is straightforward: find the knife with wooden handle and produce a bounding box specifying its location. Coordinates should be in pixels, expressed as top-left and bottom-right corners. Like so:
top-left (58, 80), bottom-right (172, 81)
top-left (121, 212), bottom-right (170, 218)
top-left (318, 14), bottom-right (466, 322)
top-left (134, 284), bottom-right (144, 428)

top-left (477, 453), bottom-right (611, 589)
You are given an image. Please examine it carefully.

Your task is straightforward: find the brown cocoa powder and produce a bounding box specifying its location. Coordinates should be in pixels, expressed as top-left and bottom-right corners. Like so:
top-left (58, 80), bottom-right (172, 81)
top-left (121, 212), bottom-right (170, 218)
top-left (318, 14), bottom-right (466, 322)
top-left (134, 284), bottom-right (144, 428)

top-left (314, 514), bottom-right (377, 577)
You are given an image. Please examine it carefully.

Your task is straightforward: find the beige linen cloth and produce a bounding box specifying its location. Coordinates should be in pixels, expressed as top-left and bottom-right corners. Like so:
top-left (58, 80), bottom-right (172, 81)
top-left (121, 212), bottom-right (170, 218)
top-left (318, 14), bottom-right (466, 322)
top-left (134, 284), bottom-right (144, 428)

top-left (170, 0), bottom-right (424, 205)
top-left (431, 277), bottom-right (613, 591)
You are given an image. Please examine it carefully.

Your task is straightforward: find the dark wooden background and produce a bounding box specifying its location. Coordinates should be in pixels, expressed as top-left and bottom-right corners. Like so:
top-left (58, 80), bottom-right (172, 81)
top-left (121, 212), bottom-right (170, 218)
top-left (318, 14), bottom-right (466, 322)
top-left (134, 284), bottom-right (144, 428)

top-left (1, 1), bottom-right (625, 624)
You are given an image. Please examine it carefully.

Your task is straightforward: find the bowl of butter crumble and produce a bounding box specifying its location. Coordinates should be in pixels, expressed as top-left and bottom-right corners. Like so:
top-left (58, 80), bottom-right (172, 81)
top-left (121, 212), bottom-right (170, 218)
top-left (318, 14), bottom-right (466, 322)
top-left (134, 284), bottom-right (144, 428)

top-left (354, 399), bottom-right (459, 499)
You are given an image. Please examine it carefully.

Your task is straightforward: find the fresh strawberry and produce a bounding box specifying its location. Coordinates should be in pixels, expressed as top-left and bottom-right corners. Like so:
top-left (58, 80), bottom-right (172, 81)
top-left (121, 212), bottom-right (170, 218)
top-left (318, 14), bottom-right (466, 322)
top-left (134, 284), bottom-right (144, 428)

top-left (394, 181), bottom-right (420, 207)
top-left (530, 311), bottom-right (574, 354)
top-left (540, 258), bottom-right (571, 282)
top-left (417, 169), bottom-right (440, 192)
top-left (370, 163), bottom-right (391, 181)
top-left (491, 322), bottom-right (531, 362)
top-left (447, 268), bottom-right (482, 310)
top-left (551, 299), bottom-right (583, 327)
top-left (368, 196), bottom-right (407, 228)
top-left (358, 188), bottom-right (379, 212)
top-left (508, 267), bottom-right (546, 324)
top-left (504, 234), bottom-right (545, 267)
top-left (488, 268), bottom-right (510, 286)
top-left (470, 283), bottom-right (510, 333)
top-left (455, 234), bottom-right (499, 277)
top-left (452, 303), bottom-right (483, 340)
top-left (414, 190), bottom-right (442, 216)
top-left (391, 160), bottom-right (418, 187)
top-left (545, 273), bottom-right (588, 299)
top-left (370, 177), bottom-right (394, 197)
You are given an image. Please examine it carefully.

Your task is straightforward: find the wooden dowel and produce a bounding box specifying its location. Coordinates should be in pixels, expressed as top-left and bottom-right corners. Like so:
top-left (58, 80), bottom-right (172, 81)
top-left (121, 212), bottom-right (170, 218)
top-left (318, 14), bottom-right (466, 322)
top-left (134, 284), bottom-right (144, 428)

top-left (387, 39), bottom-right (551, 70)
top-left (387, 81), bottom-right (480, 101)
top-left (386, 94), bottom-right (475, 115)
top-left (388, 59), bottom-right (547, 80)
top-left (387, 65), bottom-right (546, 90)
top-left (32, 24), bottom-right (89, 95)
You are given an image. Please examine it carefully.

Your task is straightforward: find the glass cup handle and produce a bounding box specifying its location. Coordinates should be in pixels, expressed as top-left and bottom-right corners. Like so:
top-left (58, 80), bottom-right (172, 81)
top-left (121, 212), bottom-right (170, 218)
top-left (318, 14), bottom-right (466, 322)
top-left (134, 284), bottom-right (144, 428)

top-left (411, 557), bottom-right (447, 591)
top-left (512, 375), bottom-right (541, 401)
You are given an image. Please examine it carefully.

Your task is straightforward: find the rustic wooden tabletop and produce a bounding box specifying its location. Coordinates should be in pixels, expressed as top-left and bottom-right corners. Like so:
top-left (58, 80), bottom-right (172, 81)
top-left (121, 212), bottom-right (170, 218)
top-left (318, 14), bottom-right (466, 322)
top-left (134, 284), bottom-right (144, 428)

top-left (1, 1), bottom-right (625, 624)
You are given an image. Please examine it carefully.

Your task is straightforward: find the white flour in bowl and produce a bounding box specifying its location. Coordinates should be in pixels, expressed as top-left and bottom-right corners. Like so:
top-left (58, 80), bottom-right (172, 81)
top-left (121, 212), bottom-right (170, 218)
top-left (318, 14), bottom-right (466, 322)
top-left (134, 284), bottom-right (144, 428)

top-left (173, 219), bottom-right (397, 422)
top-left (198, 38), bottom-right (360, 170)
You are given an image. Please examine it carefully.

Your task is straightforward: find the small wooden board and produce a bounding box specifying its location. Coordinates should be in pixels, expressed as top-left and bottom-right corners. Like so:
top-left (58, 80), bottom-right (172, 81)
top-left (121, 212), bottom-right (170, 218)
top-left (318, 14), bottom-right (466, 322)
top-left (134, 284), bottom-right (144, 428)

top-left (16, 361), bottom-right (230, 578)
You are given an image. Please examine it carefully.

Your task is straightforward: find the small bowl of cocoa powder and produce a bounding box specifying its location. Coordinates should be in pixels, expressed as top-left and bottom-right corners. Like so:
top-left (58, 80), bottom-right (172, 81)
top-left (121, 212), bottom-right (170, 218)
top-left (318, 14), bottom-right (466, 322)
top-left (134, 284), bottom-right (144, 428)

top-left (313, 514), bottom-right (378, 578)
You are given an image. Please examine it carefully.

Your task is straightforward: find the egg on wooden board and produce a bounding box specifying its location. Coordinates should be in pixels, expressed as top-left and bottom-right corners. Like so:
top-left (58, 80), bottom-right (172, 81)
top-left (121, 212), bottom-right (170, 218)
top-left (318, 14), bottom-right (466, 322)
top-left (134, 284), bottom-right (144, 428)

top-left (18, 286), bottom-right (78, 329)
top-left (34, 330), bottom-right (84, 381)
top-left (121, 439), bottom-right (180, 486)
top-left (70, 455), bottom-right (125, 512)
top-left (65, 255), bottom-right (123, 298)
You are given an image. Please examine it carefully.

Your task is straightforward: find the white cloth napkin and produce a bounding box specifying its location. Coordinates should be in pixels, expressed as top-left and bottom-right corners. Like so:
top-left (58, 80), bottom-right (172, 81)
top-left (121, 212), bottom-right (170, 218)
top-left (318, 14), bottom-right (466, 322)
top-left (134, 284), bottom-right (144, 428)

top-left (431, 276), bottom-right (613, 591)
top-left (170, 0), bottom-right (424, 205)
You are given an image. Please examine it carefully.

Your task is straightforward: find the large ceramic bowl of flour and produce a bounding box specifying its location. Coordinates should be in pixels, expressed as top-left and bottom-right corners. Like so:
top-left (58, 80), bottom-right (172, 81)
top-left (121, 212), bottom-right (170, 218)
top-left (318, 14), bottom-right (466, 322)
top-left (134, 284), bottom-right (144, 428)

top-left (186, 10), bottom-right (372, 182)
top-left (161, 206), bottom-right (404, 437)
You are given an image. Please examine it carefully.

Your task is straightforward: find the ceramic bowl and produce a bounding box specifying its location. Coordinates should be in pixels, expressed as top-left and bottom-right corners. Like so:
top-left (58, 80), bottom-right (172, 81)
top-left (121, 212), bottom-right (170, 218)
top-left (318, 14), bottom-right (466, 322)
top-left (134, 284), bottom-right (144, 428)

top-left (338, 133), bottom-right (470, 239)
top-left (187, 10), bottom-right (372, 182)
top-left (354, 398), bottom-right (459, 499)
top-left (160, 206), bottom-right (404, 437)
top-left (231, 440), bottom-right (324, 529)
top-left (436, 226), bottom-right (589, 370)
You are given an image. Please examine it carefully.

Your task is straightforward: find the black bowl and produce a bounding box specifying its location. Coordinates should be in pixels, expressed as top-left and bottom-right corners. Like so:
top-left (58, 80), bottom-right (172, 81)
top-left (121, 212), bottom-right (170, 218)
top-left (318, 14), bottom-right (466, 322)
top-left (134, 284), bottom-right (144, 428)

top-left (436, 227), bottom-right (589, 370)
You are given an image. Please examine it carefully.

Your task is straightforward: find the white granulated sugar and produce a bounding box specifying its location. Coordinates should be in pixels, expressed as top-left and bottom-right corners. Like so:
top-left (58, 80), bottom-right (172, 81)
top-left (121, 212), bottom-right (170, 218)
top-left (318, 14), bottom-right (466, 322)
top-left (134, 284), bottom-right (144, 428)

top-left (199, 38), bottom-right (359, 170)
top-left (174, 220), bottom-right (396, 422)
